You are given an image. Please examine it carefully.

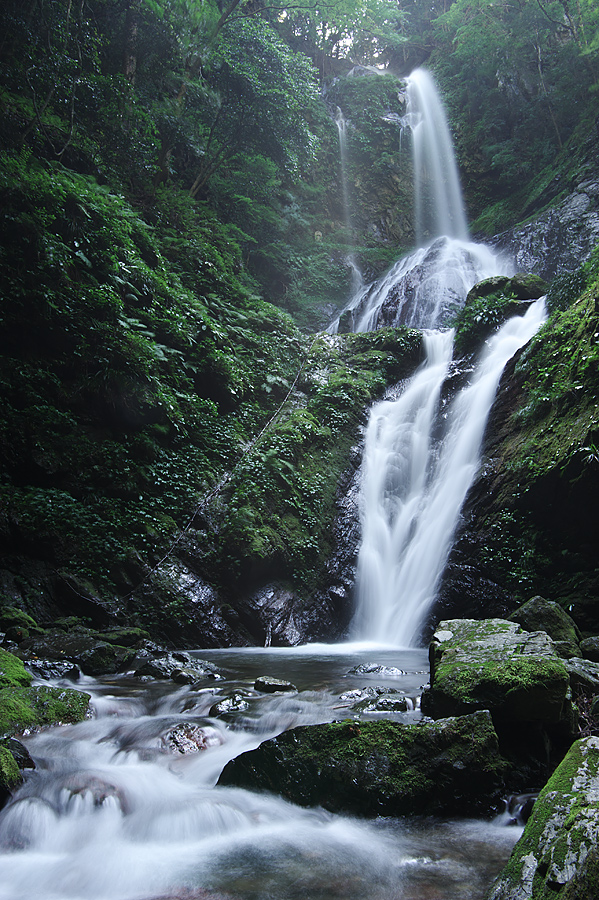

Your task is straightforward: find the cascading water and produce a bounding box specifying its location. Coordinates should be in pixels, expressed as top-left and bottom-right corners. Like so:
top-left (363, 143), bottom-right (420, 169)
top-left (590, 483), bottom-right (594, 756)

top-left (348, 68), bottom-right (545, 646)
top-left (352, 299), bottom-right (547, 646)
top-left (0, 68), bottom-right (537, 900)
top-left (328, 70), bottom-right (508, 335)
top-left (406, 68), bottom-right (469, 245)
top-left (335, 107), bottom-right (362, 295)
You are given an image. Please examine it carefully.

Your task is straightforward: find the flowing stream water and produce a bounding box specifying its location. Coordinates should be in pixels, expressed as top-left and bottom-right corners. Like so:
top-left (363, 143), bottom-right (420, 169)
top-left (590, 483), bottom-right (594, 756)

top-left (0, 648), bottom-right (523, 900)
top-left (0, 69), bottom-right (541, 898)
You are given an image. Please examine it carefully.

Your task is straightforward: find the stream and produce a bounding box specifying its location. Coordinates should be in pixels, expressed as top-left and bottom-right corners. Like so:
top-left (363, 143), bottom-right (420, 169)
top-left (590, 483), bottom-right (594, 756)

top-left (0, 646), bottom-right (522, 900)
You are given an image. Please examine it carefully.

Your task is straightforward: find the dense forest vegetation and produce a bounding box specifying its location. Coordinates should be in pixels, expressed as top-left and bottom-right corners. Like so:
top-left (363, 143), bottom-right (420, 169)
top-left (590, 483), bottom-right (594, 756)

top-left (0, 0), bottom-right (598, 646)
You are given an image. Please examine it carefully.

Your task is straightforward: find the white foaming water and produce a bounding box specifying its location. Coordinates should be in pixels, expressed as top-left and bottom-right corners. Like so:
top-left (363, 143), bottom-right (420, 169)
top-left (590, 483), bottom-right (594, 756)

top-left (406, 67), bottom-right (469, 245)
top-left (352, 298), bottom-right (547, 647)
top-left (0, 650), bottom-right (521, 900)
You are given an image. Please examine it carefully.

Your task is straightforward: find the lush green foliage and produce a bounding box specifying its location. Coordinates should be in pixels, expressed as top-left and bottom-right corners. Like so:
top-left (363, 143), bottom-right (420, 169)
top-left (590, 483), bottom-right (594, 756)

top-left (429, 0), bottom-right (599, 216)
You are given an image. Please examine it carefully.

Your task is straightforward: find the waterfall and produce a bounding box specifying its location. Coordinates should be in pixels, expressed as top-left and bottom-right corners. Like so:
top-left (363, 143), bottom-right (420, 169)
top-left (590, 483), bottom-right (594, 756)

top-left (336, 107), bottom-right (362, 294)
top-left (328, 71), bottom-right (507, 336)
top-left (352, 299), bottom-right (547, 646)
top-left (348, 68), bottom-right (544, 646)
top-left (406, 68), bottom-right (469, 245)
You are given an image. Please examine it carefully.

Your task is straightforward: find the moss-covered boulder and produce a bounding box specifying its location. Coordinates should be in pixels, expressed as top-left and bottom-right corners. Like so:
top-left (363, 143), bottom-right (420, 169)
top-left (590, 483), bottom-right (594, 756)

top-left (453, 273), bottom-right (548, 356)
top-left (219, 710), bottom-right (509, 817)
top-left (509, 596), bottom-right (581, 659)
top-left (0, 646), bottom-right (90, 806)
top-left (487, 736), bottom-right (599, 899)
top-left (422, 619), bottom-right (571, 724)
top-left (17, 630), bottom-right (134, 676)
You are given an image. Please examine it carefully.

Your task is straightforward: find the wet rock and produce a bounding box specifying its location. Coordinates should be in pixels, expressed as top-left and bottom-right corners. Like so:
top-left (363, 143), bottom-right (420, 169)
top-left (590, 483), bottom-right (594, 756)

top-left (422, 619), bottom-right (571, 725)
top-left (347, 663), bottom-right (406, 677)
top-left (564, 658), bottom-right (599, 693)
top-left (209, 693), bottom-right (250, 717)
top-left (133, 651), bottom-right (221, 683)
top-left (579, 636), bottom-right (599, 663)
top-left (254, 676), bottom-right (297, 693)
top-left (351, 695), bottom-right (409, 713)
top-left (162, 723), bottom-right (224, 754)
top-left (1, 738), bottom-right (34, 771)
top-left (24, 658), bottom-right (81, 681)
top-left (18, 630), bottom-right (133, 676)
top-left (509, 596), bottom-right (581, 659)
top-left (492, 182), bottom-right (599, 282)
top-left (488, 736), bottom-right (599, 899)
top-left (219, 710), bottom-right (509, 817)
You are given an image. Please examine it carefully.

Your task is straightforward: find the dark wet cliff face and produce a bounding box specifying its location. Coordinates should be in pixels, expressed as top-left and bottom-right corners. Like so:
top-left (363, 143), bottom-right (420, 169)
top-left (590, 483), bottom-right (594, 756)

top-left (434, 288), bottom-right (599, 637)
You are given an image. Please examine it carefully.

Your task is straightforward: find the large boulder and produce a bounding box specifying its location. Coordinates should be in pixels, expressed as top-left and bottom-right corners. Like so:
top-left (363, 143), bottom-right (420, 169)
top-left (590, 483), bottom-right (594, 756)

top-left (219, 710), bottom-right (509, 817)
top-left (509, 596), bottom-right (581, 659)
top-left (421, 619), bottom-right (576, 786)
top-left (487, 736), bottom-right (599, 899)
top-left (422, 619), bottom-right (571, 724)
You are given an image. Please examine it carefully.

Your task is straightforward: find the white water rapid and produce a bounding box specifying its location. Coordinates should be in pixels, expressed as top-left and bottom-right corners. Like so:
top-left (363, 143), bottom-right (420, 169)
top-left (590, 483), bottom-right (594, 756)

top-left (0, 651), bottom-right (522, 900)
top-left (352, 299), bottom-right (547, 646)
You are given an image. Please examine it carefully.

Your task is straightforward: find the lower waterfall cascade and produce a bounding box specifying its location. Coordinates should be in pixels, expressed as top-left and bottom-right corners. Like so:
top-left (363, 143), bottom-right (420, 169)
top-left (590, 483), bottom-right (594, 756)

top-left (352, 298), bottom-right (547, 647)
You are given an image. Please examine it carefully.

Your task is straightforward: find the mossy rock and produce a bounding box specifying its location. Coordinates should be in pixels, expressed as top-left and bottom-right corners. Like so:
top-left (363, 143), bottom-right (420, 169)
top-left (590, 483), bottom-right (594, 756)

top-left (453, 272), bottom-right (547, 357)
top-left (0, 606), bottom-right (43, 636)
top-left (422, 619), bottom-right (571, 725)
top-left (0, 648), bottom-right (32, 689)
top-left (509, 596), bottom-right (581, 659)
top-left (488, 736), bottom-right (599, 899)
top-left (219, 710), bottom-right (509, 817)
top-left (0, 683), bottom-right (91, 739)
top-left (0, 745), bottom-right (21, 806)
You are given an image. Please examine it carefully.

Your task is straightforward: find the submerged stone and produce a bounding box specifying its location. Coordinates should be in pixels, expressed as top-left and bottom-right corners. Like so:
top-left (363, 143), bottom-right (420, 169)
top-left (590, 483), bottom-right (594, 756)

top-left (219, 710), bottom-right (509, 817)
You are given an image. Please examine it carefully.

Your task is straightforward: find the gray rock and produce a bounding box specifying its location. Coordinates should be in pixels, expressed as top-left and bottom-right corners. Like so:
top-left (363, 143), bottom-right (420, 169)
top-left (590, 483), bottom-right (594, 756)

top-left (161, 723), bottom-right (224, 755)
top-left (509, 596), bottom-right (581, 659)
top-left (254, 676), bottom-right (297, 693)
top-left (564, 658), bottom-right (599, 693)
top-left (209, 693), bottom-right (250, 716)
top-left (422, 619), bottom-right (571, 725)
top-left (488, 736), bottom-right (599, 899)
top-left (492, 183), bottom-right (599, 282)
top-left (580, 636), bottom-right (599, 663)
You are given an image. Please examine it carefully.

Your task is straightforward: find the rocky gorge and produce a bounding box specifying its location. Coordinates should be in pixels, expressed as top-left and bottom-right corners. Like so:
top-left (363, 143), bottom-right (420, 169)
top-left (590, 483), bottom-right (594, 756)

top-left (2, 0), bottom-right (599, 894)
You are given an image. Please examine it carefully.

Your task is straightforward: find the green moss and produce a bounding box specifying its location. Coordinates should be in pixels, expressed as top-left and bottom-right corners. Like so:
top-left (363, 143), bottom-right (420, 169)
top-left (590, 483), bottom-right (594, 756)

top-left (220, 711), bottom-right (509, 817)
top-left (493, 739), bottom-right (599, 898)
top-left (0, 649), bottom-right (32, 689)
top-left (0, 746), bottom-right (20, 791)
top-left (0, 683), bottom-right (90, 739)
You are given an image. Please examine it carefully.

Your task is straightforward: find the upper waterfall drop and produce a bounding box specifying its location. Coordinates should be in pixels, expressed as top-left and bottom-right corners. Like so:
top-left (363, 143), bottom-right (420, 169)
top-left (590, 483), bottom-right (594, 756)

top-left (328, 70), bottom-right (510, 335)
top-left (406, 68), bottom-right (469, 246)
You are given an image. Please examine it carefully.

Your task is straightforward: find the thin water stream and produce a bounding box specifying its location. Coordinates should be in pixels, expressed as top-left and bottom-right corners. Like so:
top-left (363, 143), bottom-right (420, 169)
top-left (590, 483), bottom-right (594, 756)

top-left (0, 647), bottom-right (522, 900)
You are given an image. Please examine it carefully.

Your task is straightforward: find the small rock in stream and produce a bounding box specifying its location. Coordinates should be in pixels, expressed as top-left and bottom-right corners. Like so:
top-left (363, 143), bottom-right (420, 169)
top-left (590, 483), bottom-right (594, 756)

top-left (254, 675), bottom-right (297, 693)
top-left (162, 723), bottom-right (224, 754)
top-left (347, 663), bottom-right (406, 677)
